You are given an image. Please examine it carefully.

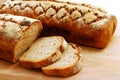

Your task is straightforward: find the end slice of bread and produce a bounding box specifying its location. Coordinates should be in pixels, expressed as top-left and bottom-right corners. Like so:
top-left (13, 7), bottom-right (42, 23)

top-left (19, 36), bottom-right (67, 68)
top-left (41, 43), bottom-right (82, 77)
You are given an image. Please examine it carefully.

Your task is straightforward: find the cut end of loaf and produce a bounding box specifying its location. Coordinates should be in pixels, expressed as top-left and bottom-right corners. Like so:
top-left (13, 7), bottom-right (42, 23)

top-left (0, 13), bottom-right (43, 63)
top-left (14, 22), bottom-right (42, 63)
top-left (41, 43), bottom-right (82, 77)
top-left (19, 36), bottom-right (67, 68)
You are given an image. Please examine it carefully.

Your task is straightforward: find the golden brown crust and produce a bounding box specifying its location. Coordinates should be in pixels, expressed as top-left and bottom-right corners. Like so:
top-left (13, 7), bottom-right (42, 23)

top-left (65, 15), bottom-right (117, 48)
top-left (0, 36), bottom-right (16, 62)
top-left (20, 50), bottom-right (62, 68)
top-left (0, 20), bottom-right (21, 63)
top-left (0, 14), bottom-right (43, 63)
top-left (42, 60), bottom-right (82, 77)
top-left (41, 15), bottom-right (117, 48)
top-left (0, 1), bottom-right (117, 48)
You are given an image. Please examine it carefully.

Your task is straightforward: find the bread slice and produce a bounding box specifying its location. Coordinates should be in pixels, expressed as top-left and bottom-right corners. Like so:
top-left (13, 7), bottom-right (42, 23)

top-left (41, 43), bottom-right (82, 77)
top-left (19, 36), bottom-right (67, 68)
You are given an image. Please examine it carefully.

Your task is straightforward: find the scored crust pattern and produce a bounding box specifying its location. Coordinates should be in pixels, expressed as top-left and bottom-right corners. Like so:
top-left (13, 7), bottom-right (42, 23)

top-left (0, 1), bottom-right (108, 30)
top-left (0, 14), bottom-right (39, 39)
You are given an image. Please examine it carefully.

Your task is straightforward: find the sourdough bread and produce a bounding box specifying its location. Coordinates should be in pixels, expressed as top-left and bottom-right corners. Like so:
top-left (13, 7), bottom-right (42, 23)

top-left (19, 36), bottom-right (67, 68)
top-left (0, 14), bottom-right (43, 63)
top-left (0, 1), bottom-right (117, 48)
top-left (42, 43), bottom-right (82, 77)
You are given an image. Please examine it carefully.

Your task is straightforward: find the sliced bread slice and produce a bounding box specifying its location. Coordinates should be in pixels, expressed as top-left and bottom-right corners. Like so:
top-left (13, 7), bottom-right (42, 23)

top-left (41, 43), bottom-right (82, 77)
top-left (19, 36), bottom-right (67, 68)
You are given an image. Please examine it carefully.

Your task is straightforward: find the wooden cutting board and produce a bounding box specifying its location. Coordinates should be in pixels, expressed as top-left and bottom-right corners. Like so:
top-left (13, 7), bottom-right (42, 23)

top-left (0, 0), bottom-right (120, 80)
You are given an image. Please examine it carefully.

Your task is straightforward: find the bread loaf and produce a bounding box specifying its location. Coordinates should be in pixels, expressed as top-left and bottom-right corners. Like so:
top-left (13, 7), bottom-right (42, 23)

top-left (0, 14), bottom-right (43, 63)
top-left (0, 1), bottom-right (117, 48)
top-left (42, 43), bottom-right (82, 77)
top-left (19, 36), bottom-right (67, 68)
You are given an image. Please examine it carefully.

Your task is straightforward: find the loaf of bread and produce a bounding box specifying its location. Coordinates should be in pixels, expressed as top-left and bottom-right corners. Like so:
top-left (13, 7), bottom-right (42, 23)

top-left (19, 36), bottom-right (67, 68)
top-left (0, 1), bottom-right (117, 48)
top-left (0, 14), bottom-right (43, 63)
top-left (42, 43), bottom-right (82, 77)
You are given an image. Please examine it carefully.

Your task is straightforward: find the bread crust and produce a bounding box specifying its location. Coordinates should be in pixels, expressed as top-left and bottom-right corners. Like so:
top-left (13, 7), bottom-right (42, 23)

top-left (41, 15), bottom-right (117, 48)
top-left (62, 15), bottom-right (117, 48)
top-left (42, 43), bottom-right (82, 77)
top-left (0, 1), bottom-right (117, 48)
top-left (42, 59), bottom-right (82, 77)
top-left (0, 14), bottom-right (43, 63)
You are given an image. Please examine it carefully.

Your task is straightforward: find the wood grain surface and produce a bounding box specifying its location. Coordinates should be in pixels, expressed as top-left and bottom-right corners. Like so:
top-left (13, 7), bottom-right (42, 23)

top-left (0, 0), bottom-right (120, 80)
